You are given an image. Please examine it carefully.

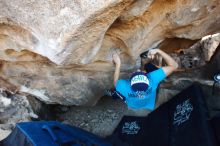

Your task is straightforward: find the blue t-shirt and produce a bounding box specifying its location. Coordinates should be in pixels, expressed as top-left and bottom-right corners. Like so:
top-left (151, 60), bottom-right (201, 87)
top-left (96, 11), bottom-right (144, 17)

top-left (116, 68), bottom-right (166, 110)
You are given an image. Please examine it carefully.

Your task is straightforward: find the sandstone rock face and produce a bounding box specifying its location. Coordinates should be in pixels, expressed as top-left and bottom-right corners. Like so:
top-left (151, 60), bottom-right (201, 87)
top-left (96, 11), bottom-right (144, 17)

top-left (169, 33), bottom-right (220, 69)
top-left (0, 90), bottom-right (37, 132)
top-left (0, 0), bottom-right (220, 105)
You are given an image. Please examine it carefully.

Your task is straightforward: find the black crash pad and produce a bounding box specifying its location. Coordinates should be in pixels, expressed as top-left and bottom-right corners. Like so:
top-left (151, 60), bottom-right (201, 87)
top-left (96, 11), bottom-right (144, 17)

top-left (107, 83), bottom-right (217, 146)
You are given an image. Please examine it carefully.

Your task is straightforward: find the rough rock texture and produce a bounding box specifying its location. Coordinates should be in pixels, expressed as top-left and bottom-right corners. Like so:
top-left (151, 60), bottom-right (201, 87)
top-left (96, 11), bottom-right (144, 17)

top-left (0, 0), bottom-right (220, 105)
top-left (0, 90), bottom-right (37, 139)
top-left (169, 33), bottom-right (220, 69)
top-left (0, 91), bottom-right (37, 124)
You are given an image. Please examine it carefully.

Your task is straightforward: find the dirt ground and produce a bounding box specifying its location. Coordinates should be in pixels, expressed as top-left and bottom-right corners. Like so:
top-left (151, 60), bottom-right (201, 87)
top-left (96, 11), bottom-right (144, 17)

top-left (54, 96), bottom-right (152, 137)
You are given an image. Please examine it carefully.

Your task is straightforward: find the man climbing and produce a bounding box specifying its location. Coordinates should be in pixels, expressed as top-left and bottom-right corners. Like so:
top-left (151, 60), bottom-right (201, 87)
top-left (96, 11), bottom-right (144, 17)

top-left (112, 48), bottom-right (178, 110)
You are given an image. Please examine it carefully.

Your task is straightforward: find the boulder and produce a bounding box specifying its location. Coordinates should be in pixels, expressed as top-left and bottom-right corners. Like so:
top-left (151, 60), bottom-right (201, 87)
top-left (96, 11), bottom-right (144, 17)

top-left (0, 0), bottom-right (220, 105)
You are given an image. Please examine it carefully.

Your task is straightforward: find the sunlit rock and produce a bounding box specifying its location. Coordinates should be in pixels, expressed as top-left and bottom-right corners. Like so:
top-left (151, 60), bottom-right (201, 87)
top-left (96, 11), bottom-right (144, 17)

top-left (0, 0), bottom-right (220, 105)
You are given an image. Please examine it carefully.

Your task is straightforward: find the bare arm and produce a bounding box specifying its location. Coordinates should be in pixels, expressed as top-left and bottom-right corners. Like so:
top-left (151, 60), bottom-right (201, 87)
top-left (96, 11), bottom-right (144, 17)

top-left (148, 49), bottom-right (178, 76)
top-left (113, 53), bottom-right (121, 87)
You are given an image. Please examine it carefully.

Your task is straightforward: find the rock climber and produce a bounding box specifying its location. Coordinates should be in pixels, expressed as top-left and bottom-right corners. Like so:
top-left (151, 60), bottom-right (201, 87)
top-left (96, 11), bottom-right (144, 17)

top-left (111, 48), bottom-right (178, 110)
